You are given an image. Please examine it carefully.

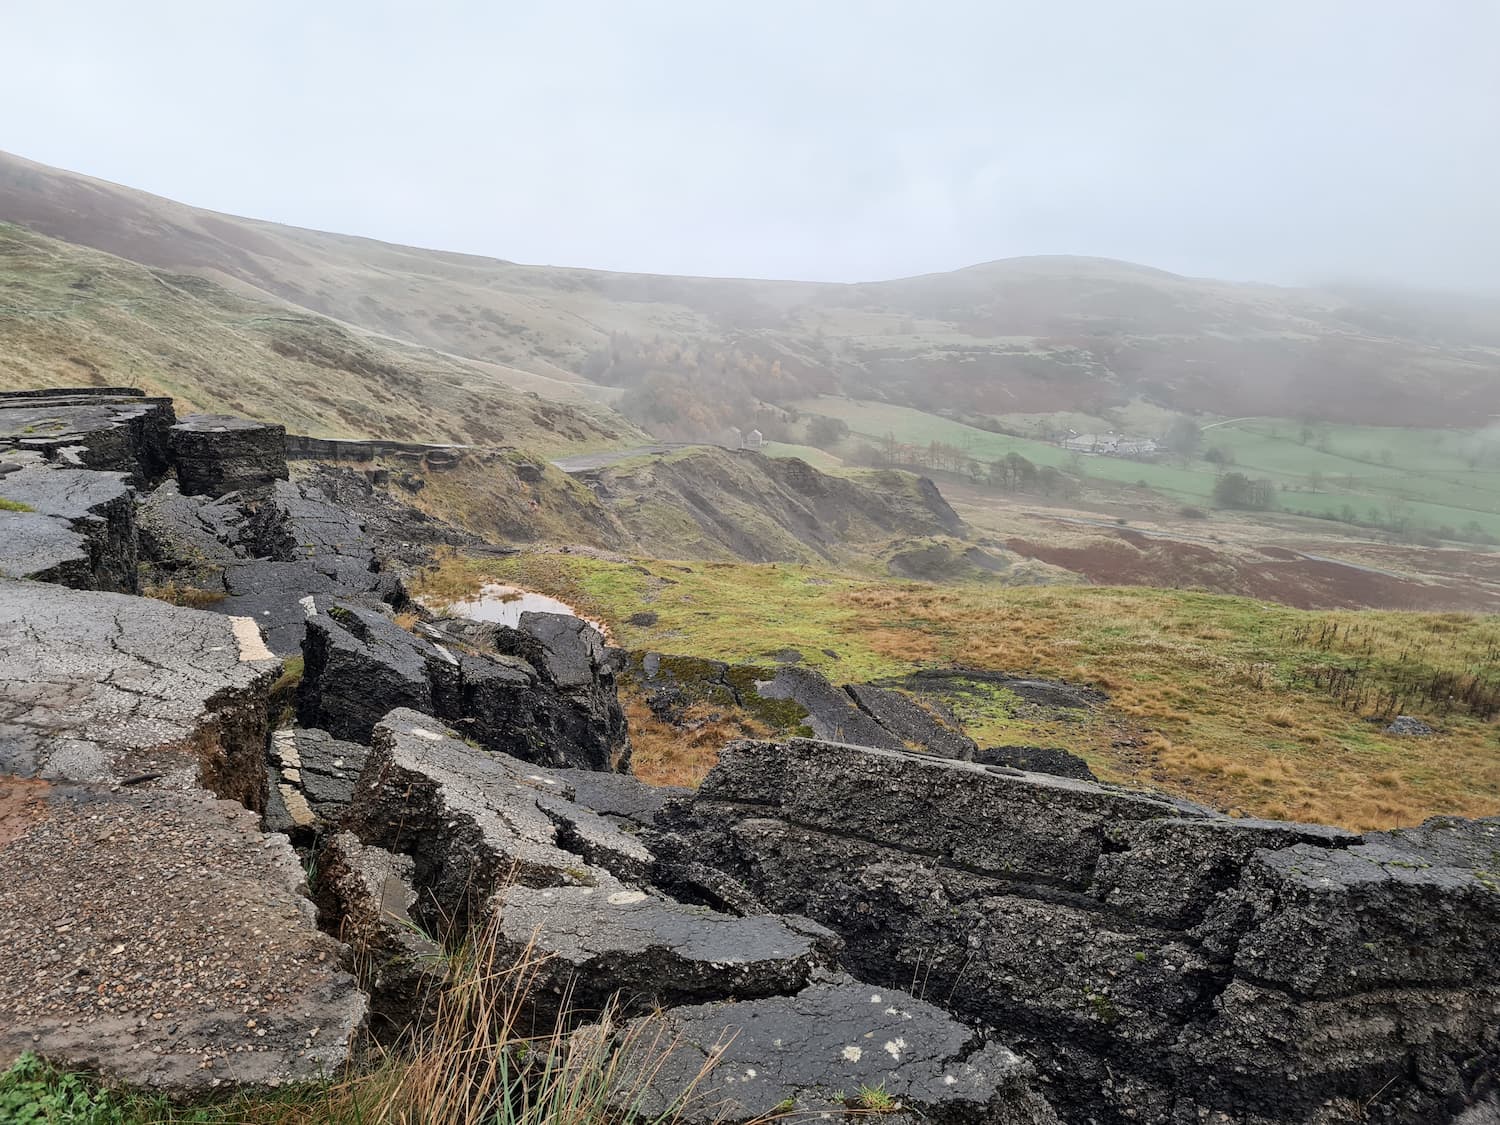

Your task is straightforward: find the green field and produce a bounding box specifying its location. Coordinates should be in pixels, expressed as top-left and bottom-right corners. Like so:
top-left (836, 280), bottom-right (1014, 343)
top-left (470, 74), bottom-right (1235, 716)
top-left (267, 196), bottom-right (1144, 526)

top-left (794, 397), bottom-right (1500, 539)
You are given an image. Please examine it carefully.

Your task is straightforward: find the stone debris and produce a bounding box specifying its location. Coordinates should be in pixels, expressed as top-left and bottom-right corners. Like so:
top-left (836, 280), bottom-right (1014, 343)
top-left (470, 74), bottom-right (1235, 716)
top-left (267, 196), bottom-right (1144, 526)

top-left (314, 832), bottom-right (443, 1037)
top-left (1385, 714), bottom-right (1436, 736)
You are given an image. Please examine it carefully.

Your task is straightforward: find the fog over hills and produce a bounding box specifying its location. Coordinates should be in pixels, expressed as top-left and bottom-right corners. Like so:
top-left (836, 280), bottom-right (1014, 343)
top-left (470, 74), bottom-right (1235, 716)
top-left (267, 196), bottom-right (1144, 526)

top-left (2, 149), bottom-right (1498, 435)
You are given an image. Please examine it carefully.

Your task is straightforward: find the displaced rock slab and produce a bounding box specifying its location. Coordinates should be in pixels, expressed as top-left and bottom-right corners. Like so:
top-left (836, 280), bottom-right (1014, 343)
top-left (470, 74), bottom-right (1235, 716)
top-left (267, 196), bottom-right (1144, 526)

top-left (495, 885), bottom-right (837, 1016)
top-left (0, 389), bottom-right (176, 482)
top-left (757, 667), bottom-right (904, 750)
top-left (344, 709), bottom-right (652, 929)
top-left (266, 727), bottom-right (370, 834)
top-left (608, 980), bottom-right (1057, 1124)
top-left (170, 414), bottom-right (288, 497)
top-left (551, 767), bottom-right (689, 830)
top-left (845, 682), bottom-right (977, 760)
top-left (974, 744), bottom-right (1097, 781)
top-left (0, 782), bottom-right (364, 1094)
top-left (0, 456), bottom-right (138, 591)
top-left (303, 604), bottom-right (629, 770)
top-left (659, 737), bottom-right (1500, 1124)
top-left (315, 832), bottom-right (442, 1037)
top-left (0, 578), bottom-right (280, 802)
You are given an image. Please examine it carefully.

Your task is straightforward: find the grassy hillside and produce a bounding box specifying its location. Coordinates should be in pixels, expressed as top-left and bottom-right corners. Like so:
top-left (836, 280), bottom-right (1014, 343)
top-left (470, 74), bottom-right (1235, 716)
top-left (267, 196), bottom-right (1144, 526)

top-left (797, 395), bottom-right (1500, 541)
top-left (4, 149), bottom-right (1498, 431)
top-left (0, 223), bottom-right (643, 453)
top-left (416, 550), bottom-right (1500, 832)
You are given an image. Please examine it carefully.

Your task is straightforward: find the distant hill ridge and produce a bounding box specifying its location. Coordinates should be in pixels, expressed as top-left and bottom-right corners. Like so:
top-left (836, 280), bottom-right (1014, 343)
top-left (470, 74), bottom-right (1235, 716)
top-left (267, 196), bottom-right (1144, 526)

top-left (2, 148), bottom-right (1498, 429)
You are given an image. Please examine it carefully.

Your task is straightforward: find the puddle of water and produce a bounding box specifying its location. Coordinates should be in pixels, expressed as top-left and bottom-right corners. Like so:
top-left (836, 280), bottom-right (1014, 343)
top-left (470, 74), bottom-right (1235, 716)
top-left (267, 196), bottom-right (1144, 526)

top-left (441, 584), bottom-right (611, 639)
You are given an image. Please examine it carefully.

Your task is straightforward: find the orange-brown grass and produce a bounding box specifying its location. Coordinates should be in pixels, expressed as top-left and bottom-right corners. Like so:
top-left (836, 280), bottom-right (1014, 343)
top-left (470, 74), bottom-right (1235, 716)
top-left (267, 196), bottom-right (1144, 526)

top-left (840, 584), bottom-right (1500, 829)
top-left (143, 582), bottom-right (227, 608)
top-left (416, 550), bottom-right (1500, 832)
top-left (625, 691), bottom-right (772, 788)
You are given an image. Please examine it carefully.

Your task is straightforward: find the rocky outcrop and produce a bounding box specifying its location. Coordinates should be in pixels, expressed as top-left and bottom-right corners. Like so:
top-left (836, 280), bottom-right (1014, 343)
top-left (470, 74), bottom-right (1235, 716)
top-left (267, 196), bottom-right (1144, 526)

top-left (299, 604), bottom-right (629, 770)
top-left (610, 979), bottom-right (1058, 1124)
top-left (0, 454), bottom-right (138, 591)
top-left (169, 414), bottom-right (288, 497)
top-left (654, 738), bottom-right (1500, 1124)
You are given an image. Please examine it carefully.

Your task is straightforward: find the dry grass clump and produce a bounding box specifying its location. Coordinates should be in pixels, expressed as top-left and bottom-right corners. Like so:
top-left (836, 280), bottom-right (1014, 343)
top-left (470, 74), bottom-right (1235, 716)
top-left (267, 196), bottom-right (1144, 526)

top-left (371, 920), bottom-right (725, 1125)
top-left (625, 691), bottom-right (772, 788)
top-left (143, 582), bottom-right (227, 608)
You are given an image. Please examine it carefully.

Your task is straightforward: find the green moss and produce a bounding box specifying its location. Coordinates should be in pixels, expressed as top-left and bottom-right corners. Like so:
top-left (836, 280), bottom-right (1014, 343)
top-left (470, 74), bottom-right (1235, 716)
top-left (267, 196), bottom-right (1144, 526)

top-left (0, 497), bottom-right (35, 512)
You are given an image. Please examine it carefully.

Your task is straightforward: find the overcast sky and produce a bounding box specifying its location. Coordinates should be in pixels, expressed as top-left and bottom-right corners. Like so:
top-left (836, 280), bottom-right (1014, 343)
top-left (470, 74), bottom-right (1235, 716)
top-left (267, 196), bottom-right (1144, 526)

top-left (4, 1), bottom-right (1498, 290)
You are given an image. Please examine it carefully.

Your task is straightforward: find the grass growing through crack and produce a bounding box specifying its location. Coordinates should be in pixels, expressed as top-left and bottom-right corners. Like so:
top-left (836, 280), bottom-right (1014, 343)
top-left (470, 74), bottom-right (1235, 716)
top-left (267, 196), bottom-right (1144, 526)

top-left (0, 917), bottom-right (731, 1125)
top-left (417, 548), bottom-right (1500, 830)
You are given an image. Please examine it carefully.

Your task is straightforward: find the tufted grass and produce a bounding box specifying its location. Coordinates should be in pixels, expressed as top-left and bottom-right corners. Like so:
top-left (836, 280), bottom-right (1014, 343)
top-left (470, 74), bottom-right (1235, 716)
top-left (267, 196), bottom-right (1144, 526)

top-left (416, 548), bottom-right (1500, 831)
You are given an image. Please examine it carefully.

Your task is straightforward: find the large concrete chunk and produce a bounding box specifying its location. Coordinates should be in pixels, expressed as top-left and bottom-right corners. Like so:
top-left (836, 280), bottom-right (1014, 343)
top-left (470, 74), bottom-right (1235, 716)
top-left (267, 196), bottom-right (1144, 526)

top-left (659, 736), bottom-right (1500, 1124)
top-left (0, 388), bottom-right (176, 483)
top-left (607, 980), bottom-right (1058, 1124)
top-left (299, 605), bottom-right (437, 742)
top-left (0, 578), bottom-right (279, 804)
top-left (0, 456), bottom-right (138, 591)
top-left (494, 885), bottom-right (837, 1016)
top-left (680, 738), bottom-right (1202, 890)
top-left (343, 710), bottom-right (650, 930)
top-left (169, 414), bottom-right (288, 497)
top-left (1201, 824), bottom-right (1500, 996)
top-left (302, 604), bottom-right (630, 769)
top-left (0, 782), bottom-right (365, 1093)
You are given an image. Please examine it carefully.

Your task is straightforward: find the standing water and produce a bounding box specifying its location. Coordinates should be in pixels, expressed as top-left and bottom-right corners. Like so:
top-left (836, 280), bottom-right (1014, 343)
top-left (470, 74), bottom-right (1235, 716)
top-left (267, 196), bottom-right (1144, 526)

top-left (441, 583), bottom-right (612, 639)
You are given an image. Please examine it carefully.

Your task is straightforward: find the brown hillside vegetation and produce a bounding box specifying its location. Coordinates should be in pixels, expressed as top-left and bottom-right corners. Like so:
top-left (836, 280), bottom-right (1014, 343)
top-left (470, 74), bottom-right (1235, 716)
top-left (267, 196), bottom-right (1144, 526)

top-left (0, 222), bottom-right (641, 452)
top-left (4, 149), bottom-right (1499, 429)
